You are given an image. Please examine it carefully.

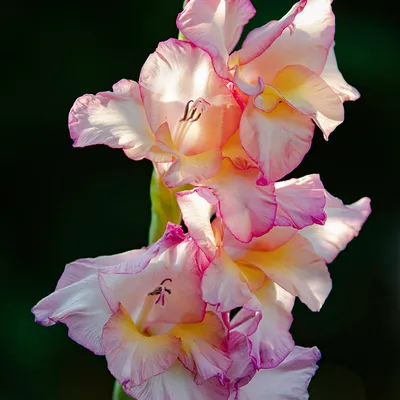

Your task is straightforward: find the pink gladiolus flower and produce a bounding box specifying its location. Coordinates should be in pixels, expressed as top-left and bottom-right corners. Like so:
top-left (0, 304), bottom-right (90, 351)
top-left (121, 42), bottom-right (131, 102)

top-left (69, 39), bottom-right (241, 187)
top-left (177, 0), bottom-right (360, 183)
top-left (32, 224), bottom-right (232, 398)
top-left (178, 189), bottom-right (371, 368)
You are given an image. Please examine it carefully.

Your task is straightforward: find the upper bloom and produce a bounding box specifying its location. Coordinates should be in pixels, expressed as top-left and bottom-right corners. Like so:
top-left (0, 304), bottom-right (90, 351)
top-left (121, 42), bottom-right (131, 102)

top-left (68, 37), bottom-right (328, 243)
top-left (177, 0), bottom-right (360, 183)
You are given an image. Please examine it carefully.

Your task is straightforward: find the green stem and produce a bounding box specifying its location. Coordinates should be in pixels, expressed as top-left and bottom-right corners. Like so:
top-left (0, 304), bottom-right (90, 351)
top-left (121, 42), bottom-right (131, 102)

top-left (112, 381), bottom-right (133, 400)
top-left (148, 167), bottom-right (182, 244)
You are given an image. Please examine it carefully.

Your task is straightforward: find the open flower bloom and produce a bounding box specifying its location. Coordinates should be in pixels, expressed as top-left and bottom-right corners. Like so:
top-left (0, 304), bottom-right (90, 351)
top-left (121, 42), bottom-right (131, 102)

top-left (226, 331), bottom-right (321, 399)
top-left (32, 224), bottom-right (232, 399)
top-left (69, 38), bottom-right (241, 188)
top-left (178, 189), bottom-right (371, 368)
top-left (177, 0), bottom-right (360, 183)
top-left (69, 37), bottom-right (328, 243)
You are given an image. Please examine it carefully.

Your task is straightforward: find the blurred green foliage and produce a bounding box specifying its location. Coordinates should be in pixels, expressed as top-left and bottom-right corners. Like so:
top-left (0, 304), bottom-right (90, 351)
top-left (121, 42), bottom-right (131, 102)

top-left (3, 0), bottom-right (398, 399)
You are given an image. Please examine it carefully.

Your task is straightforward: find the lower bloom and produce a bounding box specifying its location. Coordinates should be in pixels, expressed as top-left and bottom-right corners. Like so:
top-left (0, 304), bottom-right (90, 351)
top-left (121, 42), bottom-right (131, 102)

top-left (32, 224), bottom-right (231, 398)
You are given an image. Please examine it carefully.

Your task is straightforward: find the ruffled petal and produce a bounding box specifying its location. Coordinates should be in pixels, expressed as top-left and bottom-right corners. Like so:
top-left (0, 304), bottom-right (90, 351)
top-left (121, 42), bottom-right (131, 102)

top-left (202, 248), bottom-right (255, 312)
top-left (241, 234), bottom-right (331, 311)
top-left (240, 102), bottom-right (314, 184)
top-left (232, 280), bottom-right (295, 369)
top-left (102, 305), bottom-right (181, 388)
top-left (69, 79), bottom-right (157, 159)
top-left (32, 265), bottom-right (111, 355)
top-left (300, 192), bottom-right (371, 263)
top-left (226, 332), bottom-right (256, 390)
top-left (274, 174), bottom-right (327, 229)
top-left (239, 0), bottom-right (334, 84)
top-left (163, 149), bottom-right (223, 188)
top-left (176, 189), bottom-right (217, 261)
top-left (177, 0), bottom-right (256, 78)
top-left (320, 43), bottom-right (360, 102)
top-left (273, 65), bottom-right (344, 139)
top-left (238, 346), bottom-right (321, 399)
top-left (128, 361), bottom-right (229, 400)
top-left (201, 158), bottom-right (277, 242)
top-left (224, 226), bottom-right (296, 258)
top-left (171, 311), bottom-right (231, 384)
top-left (101, 222), bottom-right (185, 275)
top-left (139, 39), bottom-right (240, 155)
top-left (233, 0), bottom-right (306, 66)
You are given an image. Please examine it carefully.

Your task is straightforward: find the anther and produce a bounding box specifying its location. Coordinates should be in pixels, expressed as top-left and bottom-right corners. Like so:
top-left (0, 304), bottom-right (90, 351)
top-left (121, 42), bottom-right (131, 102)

top-left (179, 98), bottom-right (210, 123)
top-left (148, 278), bottom-right (172, 307)
top-left (179, 100), bottom-right (193, 122)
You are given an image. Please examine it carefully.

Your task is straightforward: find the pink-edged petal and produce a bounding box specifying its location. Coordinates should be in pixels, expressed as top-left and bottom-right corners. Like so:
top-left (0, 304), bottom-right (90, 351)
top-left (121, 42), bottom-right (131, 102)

top-left (274, 174), bottom-right (327, 229)
top-left (241, 234), bottom-right (331, 311)
top-left (226, 331), bottom-right (256, 391)
top-left (177, 0), bottom-right (256, 79)
top-left (139, 39), bottom-right (240, 155)
top-left (233, 0), bottom-right (306, 66)
top-left (163, 149), bottom-right (222, 188)
top-left (321, 43), bottom-right (360, 102)
top-left (55, 250), bottom-right (145, 290)
top-left (273, 65), bottom-right (344, 139)
top-left (176, 189), bottom-right (217, 261)
top-left (240, 101), bottom-right (314, 184)
top-left (201, 158), bottom-right (277, 242)
top-left (102, 304), bottom-right (181, 389)
top-left (232, 280), bottom-right (295, 369)
top-left (171, 311), bottom-right (231, 384)
top-left (153, 124), bottom-right (223, 187)
top-left (223, 226), bottom-right (297, 266)
top-left (32, 268), bottom-right (111, 355)
top-left (300, 192), bottom-right (371, 263)
top-left (239, 0), bottom-right (334, 84)
top-left (69, 79), bottom-right (157, 159)
top-left (101, 222), bottom-right (185, 275)
top-left (128, 361), bottom-right (229, 400)
top-left (238, 346), bottom-right (321, 400)
top-left (202, 248), bottom-right (255, 312)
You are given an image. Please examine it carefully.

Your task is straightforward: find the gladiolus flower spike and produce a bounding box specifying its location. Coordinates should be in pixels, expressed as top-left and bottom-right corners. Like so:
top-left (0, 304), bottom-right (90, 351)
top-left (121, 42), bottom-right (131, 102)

top-left (33, 1), bottom-right (370, 399)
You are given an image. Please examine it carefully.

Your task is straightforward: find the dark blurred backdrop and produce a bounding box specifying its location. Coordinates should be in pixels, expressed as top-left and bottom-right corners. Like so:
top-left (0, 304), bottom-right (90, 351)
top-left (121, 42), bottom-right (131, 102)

top-left (3, 0), bottom-right (398, 399)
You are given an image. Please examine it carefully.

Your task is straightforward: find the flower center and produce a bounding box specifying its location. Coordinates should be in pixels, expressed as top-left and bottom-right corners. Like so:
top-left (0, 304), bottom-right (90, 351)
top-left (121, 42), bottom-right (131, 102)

top-left (180, 98), bottom-right (211, 122)
top-left (174, 97), bottom-right (210, 151)
top-left (135, 278), bottom-right (172, 333)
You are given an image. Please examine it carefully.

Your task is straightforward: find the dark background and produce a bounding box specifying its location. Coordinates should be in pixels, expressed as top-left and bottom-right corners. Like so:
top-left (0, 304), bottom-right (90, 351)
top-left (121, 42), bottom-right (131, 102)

top-left (4, 0), bottom-right (398, 399)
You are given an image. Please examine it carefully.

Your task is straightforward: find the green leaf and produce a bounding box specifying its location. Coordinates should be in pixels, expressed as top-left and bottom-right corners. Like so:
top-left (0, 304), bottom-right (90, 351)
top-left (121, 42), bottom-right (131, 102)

top-left (148, 167), bottom-right (186, 244)
top-left (112, 381), bottom-right (135, 400)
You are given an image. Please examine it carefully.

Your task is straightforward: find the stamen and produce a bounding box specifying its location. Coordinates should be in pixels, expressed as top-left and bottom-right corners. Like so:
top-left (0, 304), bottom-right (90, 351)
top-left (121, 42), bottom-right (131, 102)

top-left (135, 278), bottom-right (173, 333)
top-left (179, 100), bottom-right (193, 122)
top-left (174, 98), bottom-right (210, 150)
top-left (179, 98), bottom-right (210, 122)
